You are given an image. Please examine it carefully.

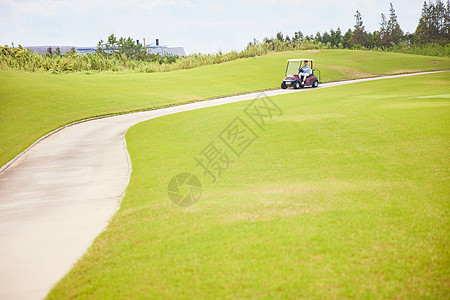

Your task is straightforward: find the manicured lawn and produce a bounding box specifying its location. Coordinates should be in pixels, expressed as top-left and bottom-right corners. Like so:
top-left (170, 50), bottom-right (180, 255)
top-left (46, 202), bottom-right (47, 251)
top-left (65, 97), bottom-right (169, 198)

top-left (47, 72), bottom-right (450, 299)
top-left (1, 50), bottom-right (449, 167)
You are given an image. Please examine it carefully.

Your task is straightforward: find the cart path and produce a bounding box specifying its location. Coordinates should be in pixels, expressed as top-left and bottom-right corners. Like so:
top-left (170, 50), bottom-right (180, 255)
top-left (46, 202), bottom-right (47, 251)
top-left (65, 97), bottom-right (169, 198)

top-left (0, 70), bottom-right (446, 300)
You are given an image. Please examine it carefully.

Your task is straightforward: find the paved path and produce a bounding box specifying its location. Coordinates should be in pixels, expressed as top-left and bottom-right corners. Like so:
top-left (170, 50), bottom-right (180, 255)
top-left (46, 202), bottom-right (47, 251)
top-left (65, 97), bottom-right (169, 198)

top-left (0, 70), bottom-right (445, 299)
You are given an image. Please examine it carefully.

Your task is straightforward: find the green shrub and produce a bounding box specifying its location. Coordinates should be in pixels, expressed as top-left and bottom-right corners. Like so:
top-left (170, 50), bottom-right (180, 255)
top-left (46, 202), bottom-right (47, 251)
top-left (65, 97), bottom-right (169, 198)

top-left (1, 39), bottom-right (448, 74)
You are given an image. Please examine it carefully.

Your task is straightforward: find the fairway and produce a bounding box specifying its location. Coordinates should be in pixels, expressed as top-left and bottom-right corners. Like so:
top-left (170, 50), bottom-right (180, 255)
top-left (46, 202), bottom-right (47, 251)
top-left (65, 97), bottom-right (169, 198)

top-left (47, 72), bottom-right (450, 299)
top-left (1, 50), bottom-right (449, 168)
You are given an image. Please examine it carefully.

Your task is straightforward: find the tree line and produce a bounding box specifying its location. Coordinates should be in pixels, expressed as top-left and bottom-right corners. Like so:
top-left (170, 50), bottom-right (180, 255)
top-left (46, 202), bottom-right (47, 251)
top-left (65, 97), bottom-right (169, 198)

top-left (256, 1), bottom-right (449, 50)
top-left (1, 1), bottom-right (448, 74)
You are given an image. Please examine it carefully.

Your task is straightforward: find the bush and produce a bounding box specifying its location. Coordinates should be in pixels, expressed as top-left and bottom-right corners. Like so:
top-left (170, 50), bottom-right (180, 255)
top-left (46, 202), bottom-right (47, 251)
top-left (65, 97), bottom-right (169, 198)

top-left (1, 39), bottom-right (448, 74)
top-left (387, 42), bottom-right (450, 57)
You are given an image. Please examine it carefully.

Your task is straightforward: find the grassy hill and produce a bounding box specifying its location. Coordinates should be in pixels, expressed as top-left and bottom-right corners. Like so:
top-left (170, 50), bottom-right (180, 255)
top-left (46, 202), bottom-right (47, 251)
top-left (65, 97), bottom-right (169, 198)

top-left (47, 72), bottom-right (450, 299)
top-left (1, 49), bottom-right (449, 167)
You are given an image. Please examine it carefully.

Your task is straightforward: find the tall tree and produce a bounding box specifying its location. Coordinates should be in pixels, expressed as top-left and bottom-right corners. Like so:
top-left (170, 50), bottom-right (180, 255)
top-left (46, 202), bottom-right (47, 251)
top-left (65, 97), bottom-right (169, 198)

top-left (293, 31), bottom-right (304, 44)
top-left (376, 13), bottom-right (389, 47)
top-left (445, 0), bottom-right (450, 40)
top-left (435, 0), bottom-right (450, 41)
top-left (314, 32), bottom-right (323, 43)
top-left (342, 29), bottom-right (353, 48)
top-left (350, 10), bottom-right (369, 47)
top-left (414, 0), bottom-right (450, 44)
top-left (367, 31), bottom-right (377, 48)
top-left (414, 1), bottom-right (431, 43)
top-left (322, 31), bottom-right (331, 45)
top-left (387, 3), bottom-right (404, 44)
top-left (107, 34), bottom-right (118, 50)
top-left (330, 27), bottom-right (342, 47)
top-left (276, 32), bottom-right (284, 42)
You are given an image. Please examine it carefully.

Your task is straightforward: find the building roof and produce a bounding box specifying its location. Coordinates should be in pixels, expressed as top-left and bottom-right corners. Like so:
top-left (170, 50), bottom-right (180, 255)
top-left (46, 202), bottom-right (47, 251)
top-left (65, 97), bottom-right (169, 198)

top-left (146, 46), bottom-right (186, 57)
top-left (287, 59), bottom-right (314, 62)
top-left (24, 45), bottom-right (187, 57)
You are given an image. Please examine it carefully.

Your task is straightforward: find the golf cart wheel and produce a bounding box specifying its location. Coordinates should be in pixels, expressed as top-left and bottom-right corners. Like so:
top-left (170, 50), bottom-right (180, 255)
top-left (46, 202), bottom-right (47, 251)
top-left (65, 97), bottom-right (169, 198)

top-left (281, 82), bottom-right (287, 89)
top-left (293, 81), bottom-right (300, 89)
top-left (312, 80), bottom-right (318, 88)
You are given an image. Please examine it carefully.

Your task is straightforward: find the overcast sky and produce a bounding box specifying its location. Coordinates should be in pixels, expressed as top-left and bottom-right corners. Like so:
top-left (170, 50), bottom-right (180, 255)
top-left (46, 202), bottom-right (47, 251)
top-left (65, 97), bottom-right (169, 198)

top-left (1, 0), bottom-right (425, 54)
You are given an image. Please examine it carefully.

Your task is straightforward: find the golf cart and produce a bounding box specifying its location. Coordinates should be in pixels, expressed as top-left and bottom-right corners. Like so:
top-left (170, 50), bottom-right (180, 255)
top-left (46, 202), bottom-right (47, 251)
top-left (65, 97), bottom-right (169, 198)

top-left (281, 59), bottom-right (322, 89)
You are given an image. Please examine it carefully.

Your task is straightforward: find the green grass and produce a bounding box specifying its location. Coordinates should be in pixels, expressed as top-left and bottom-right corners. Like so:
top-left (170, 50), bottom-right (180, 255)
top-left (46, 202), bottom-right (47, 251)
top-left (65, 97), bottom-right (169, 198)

top-left (47, 72), bottom-right (450, 299)
top-left (1, 49), bottom-right (450, 167)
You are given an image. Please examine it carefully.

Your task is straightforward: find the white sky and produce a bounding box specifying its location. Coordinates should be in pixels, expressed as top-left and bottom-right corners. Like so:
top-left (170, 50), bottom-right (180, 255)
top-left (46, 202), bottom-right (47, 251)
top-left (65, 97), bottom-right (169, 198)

top-left (0, 0), bottom-right (425, 54)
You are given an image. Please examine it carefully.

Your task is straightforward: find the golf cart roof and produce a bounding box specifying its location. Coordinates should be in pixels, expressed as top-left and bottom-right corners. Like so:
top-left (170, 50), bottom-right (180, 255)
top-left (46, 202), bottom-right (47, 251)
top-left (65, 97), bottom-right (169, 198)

top-left (287, 59), bottom-right (314, 62)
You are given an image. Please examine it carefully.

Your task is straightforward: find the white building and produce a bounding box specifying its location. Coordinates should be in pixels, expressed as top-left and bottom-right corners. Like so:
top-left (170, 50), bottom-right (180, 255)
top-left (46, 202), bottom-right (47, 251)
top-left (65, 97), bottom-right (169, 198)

top-left (25, 41), bottom-right (186, 57)
top-left (146, 46), bottom-right (186, 57)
